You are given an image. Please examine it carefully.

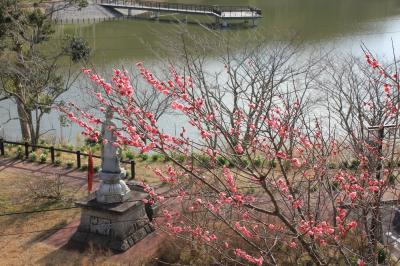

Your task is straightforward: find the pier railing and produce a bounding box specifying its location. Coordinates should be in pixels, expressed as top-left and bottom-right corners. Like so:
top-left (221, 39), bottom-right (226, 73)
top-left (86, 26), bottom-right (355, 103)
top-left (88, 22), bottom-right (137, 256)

top-left (96, 0), bottom-right (262, 17)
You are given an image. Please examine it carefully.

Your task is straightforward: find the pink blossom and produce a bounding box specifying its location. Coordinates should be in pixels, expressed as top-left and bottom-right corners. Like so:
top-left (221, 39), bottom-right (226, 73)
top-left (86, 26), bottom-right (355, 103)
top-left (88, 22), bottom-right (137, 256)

top-left (234, 249), bottom-right (263, 266)
top-left (368, 185), bottom-right (379, 192)
top-left (200, 129), bottom-right (211, 139)
top-left (347, 220), bottom-right (358, 230)
top-left (276, 151), bottom-right (287, 159)
top-left (349, 191), bottom-right (357, 201)
top-left (223, 167), bottom-right (237, 193)
top-left (291, 158), bottom-right (302, 168)
top-left (112, 142), bottom-right (120, 148)
top-left (268, 224), bottom-right (276, 231)
top-left (384, 83), bottom-right (390, 93)
top-left (292, 199), bottom-right (304, 209)
top-left (234, 144), bottom-right (244, 155)
top-left (248, 103), bottom-right (256, 109)
top-left (81, 68), bottom-right (92, 74)
top-left (206, 113), bottom-right (214, 121)
top-left (235, 222), bottom-right (253, 238)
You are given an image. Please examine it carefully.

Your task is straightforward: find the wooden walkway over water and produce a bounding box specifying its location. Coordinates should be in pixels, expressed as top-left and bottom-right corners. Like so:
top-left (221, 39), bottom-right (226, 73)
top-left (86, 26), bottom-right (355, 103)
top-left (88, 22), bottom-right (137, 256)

top-left (95, 0), bottom-right (262, 25)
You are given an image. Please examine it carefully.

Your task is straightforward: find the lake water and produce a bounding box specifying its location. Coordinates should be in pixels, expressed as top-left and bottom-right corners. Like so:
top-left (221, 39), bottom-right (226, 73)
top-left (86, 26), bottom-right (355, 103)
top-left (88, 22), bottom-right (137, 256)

top-left (55, 0), bottom-right (400, 64)
top-left (2, 0), bottom-right (400, 143)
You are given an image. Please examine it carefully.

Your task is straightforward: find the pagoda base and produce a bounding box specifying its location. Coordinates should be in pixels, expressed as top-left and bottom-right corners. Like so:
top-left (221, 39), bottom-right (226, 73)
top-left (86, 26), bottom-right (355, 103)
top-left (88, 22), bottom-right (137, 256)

top-left (72, 191), bottom-right (154, 251)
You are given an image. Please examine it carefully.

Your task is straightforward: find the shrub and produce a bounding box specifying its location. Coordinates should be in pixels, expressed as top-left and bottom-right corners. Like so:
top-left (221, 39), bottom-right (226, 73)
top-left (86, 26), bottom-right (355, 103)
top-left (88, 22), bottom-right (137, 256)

top-left (163, 155), bottom-right (172, 162)
top-left (28, 152), bottom-right (37, 162)
top-left (377, 248), bottom-right (387, 264)
top-left (42, 149), bottom-right (49, 156)
top-left (39, 153), bottom-right (47, 164)
top-left (217, 156), bottom-right (227, 166)
top-left (26, 174), bottom-right (64, 200)
top-left (388, 174), bottom-right (397, 185)
top-left (327, 163), bottom-right (337, 169)
top-left (196, 154), bottom-right (211, 168)
top-left (91, 144), bottom-right (100, 153)
top-left (386, 160), bottom-right (396, 168)
top-left (80, 163), bottom-right (88, 171)
top-left (151, 153), bottom-right (161, 162)
top-left (281, 161), bottom-right (291, 170)
top-left (227, 160), bottom-right (235, 168)
top-left (173, 153), bottom-right (185, 163)
top-left (240, 159), bottom-right (250, 168)
top-left (66, 160), bottom-right (74, 168)
top-left (268, 160), bottom-right (277, 168)
top-left (349, 159), bottom-right (360, 170)
top-left (125, 150), bottom-right (135, 160)
top-left (339, 160), bottom-right (349, 169)
top-left (7, 144), bottom-right (14, 152)
top-left (55, 151), bottom-right (62, 157)
top-left (15, 146), bottom-right (24, 159)
top-left (94, 165), bottom-right (100, 173)
top-left (138, 153), bottom-right (148, 161)
top-left (247, 187), bottom-right (256, 194)
top-left (254, 157), bottom-right (262, 167)
top-left (54, 158), bottom-right (62, 166)
top-left (64, 144), bottom-right (74, 151)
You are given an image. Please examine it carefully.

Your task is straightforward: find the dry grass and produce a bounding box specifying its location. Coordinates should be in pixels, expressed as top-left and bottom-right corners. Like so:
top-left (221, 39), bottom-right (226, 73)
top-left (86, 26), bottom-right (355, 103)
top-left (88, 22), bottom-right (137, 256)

top-left (0, 157), bottom-right (168, 265)
top-left (0, 167), bottom-right (85, 265)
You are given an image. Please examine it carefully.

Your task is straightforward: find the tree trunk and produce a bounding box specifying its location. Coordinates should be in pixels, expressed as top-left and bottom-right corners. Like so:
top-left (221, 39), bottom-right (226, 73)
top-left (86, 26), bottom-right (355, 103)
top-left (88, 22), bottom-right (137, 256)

top-left (16, 98), bottom-right (30, 141)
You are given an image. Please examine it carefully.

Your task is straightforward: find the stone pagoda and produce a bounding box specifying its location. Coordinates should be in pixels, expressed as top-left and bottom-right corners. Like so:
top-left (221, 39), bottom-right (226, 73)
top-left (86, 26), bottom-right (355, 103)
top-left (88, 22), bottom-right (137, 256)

top-left (72, 109), bottom-right (154, 251)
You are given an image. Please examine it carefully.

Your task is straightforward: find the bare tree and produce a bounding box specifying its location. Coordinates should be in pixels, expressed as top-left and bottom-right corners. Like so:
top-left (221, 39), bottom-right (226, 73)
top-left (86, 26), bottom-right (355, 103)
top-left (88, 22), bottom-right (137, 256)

top-left (320, 50), bottom-right (400, 263)
top-left (0, 0), bottom-right (90, 146)
top-left (63, 31), bottom-right (400, 265)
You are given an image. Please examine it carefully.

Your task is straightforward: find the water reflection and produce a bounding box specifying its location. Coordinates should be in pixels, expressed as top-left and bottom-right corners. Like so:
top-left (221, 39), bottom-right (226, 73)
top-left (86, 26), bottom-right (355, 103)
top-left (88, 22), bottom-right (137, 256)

top-left (3, 0), bottom-right (400, 142)
top-left (52, 0), bottom-right (400, 64)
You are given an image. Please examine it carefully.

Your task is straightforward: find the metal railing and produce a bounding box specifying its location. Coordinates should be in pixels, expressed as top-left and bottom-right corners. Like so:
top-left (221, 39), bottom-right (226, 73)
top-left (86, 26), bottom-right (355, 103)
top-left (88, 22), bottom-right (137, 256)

top-left (95, 0), bottom-right (262, 18)
top-left (0, 138), bottom-right (136, 179)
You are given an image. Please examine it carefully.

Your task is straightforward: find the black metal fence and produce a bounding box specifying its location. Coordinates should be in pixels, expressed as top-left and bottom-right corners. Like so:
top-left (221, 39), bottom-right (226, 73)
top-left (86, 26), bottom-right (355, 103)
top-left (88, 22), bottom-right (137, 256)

top-left (0, 138), bottom-right (136, 179)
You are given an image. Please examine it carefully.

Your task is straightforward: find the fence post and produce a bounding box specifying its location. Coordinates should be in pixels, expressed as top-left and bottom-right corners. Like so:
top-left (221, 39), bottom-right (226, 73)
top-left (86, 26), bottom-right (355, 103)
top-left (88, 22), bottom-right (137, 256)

top-left (77, 150), bottom-right (81, 168)
top-left (50, 146), bottom-right (55, 164)
top-left (0, 138), bottom-right (4, 156)
top-left (24, 142), bottom-right (29, 158)
top-left (130, 160), bottom-right (136, 179)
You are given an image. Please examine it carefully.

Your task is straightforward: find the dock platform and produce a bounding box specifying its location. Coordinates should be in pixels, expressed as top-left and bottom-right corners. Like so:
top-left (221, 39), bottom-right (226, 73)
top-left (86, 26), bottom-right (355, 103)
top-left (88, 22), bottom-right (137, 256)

top-left (95, 0), bottom-right (262, 25)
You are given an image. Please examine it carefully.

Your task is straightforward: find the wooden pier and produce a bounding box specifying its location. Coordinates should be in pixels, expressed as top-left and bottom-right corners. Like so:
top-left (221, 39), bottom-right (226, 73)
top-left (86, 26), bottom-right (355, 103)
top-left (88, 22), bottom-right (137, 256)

top-left (95, 0), bottom-right (262, 26)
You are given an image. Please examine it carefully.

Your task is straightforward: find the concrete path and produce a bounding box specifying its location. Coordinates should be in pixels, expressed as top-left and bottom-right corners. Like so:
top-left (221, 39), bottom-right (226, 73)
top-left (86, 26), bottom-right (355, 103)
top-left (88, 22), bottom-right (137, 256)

top-left (51, 0), bottom-right (145, 23)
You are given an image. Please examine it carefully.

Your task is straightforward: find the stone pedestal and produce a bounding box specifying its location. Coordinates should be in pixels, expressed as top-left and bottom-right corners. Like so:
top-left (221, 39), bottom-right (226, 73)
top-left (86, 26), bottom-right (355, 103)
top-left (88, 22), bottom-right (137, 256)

top-left (96, 169), bottom-right (131, 204)
top-left (393, 208), bottom-right (400, 234)
top-left (72, 190), bottom-right (154, 251)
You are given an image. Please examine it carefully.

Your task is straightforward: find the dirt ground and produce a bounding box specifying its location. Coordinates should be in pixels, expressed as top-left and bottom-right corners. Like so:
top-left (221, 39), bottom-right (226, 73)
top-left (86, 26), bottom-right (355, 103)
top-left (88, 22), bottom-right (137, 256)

top-left (0, 158), bottom-right (168, 266)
